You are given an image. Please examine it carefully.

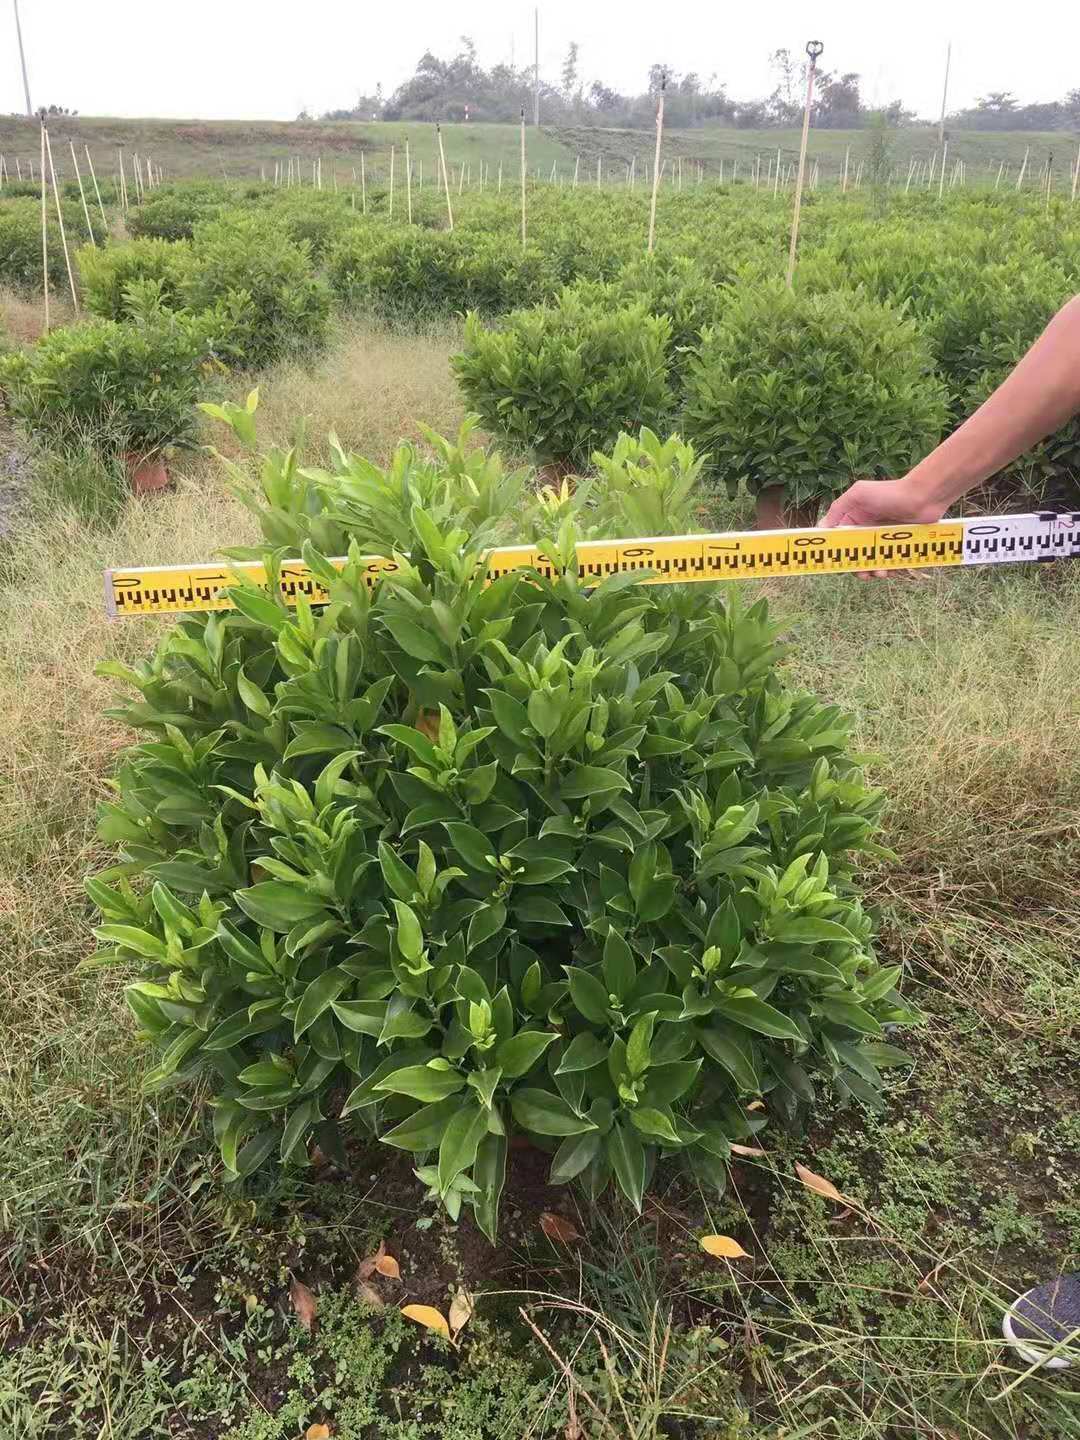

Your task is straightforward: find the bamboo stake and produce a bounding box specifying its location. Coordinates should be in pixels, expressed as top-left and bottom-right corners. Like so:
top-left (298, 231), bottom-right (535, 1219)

top-left (1016, 146), bottom-right (1029, 190)
top-left (16, 158), bottom-right (23, 180)
top-left (647, 75), bottom-right (666, 254)
top-left (1045, 155), bottom-right (1053, 213)
top-left (361, 152), bottom-right (367, 214)
top-left (81, 146), bottom-right (107, 237)
top-left (1072, 142), bottom-right (1080, 202)
top-left (573, 155), bottom-right (579, 188)
top-left (389, 145), bottom-right (395, 220)
top-left (842, 145), bottom-right (850, 193)
top-left (405, 140), bottom-right (412, 223)
top-left (69, 140), bottom-right (95, 246)
top-left (43, 126), bottom-right (77, 314)
top-left (520, 108), bottom-right (527, 248)
top-left (995, 159), bottom-right (1004, 190)
top-left (785, 41), bottom-right (823, 289)
top-left (39, 125), bottom-right (49, 332)
top-left (437, 123), bottom-right (454, 231)
top-left (938, 140), bottom-right (948, 198)
top-left (498, 159), bottom-right (503, 191)
top-left (118, 149), bottom-right (128, 209)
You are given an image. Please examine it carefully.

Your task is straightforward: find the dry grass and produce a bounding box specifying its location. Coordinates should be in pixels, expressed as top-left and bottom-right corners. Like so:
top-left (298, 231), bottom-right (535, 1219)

top-left (0, 286), bottom-right (74, 346)
top-left (209, 314), bottom-right (471, 470)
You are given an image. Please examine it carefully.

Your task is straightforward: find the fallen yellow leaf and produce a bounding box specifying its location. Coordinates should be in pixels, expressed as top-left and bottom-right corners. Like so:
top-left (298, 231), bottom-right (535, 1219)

top-left (729, 1143), bottom-right (767, 1158)
top-left (700, 1235), bottom-right (749, 1260)
top-left (795, 1163), bottom-right (847, 1205)
top-left (375, 1253), bottom-right (401, 1279)
top-left (401, 1303), bottom-right (450, 1339)
top-left (306, 1426), bottom-right (331, 1440)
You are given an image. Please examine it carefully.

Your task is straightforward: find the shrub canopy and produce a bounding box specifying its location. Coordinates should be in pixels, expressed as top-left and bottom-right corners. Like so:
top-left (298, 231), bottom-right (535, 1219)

top-left (91, 408), bottom-right (917, 1238)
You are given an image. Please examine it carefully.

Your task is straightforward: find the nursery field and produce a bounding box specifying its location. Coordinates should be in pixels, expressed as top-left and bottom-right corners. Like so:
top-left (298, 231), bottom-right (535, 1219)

top-left (1, 114), bottom-right (1077, 188)
top-left (1, 172), bottom-right (1080, 1439)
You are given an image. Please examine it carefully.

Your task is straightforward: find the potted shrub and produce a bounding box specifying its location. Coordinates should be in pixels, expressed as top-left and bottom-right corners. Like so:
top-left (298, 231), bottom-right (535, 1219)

top-left (681, 285), bottom-right (947, 528)
top-left (0, 305), bottom-right (222, 493)
top-left (88, 403), bottom-right (917, 1236)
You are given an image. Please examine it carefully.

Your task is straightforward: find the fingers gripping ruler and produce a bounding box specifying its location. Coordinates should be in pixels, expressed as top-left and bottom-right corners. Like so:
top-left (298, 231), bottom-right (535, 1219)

top-left (104, 512), bottom-right (1080, 618)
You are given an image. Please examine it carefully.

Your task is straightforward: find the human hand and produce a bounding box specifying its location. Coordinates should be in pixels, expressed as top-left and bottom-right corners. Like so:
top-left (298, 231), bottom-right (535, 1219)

top-left (822, 477), bottom-right (945, 529)
top-left (823, 478), bottom-right (945, 579)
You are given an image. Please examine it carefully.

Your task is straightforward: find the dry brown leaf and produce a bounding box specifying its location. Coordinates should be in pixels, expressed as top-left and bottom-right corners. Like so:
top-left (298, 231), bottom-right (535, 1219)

top-left (700, 1234), bottom-right (750, 1260)
top-left (356, 1240), bottom-right (386, 1283)
top-left (539, 1212), bottom-right (582, 1244)
top-left (289, 1276), bottom-right (317, 1332)
top-left (306, 1426), bottom-right (331, 1440)
top-left (401, 1303), bottom-right (451, 1339)
top-left (917, 1259), bottom-right (947, 1294)
top-left (357, 1280), bottom-right (385, 1308)
top-left (448, 1287), bottom-right (474, 1337)
top-left (795, 1163), bottom-right (847, 1205)
top-left (729, 1143), bottom-right (767, 1158)
top-left (416, 710), bottom-right (440, 741)
top-left (374, 1253), bottom-right (401, 1280)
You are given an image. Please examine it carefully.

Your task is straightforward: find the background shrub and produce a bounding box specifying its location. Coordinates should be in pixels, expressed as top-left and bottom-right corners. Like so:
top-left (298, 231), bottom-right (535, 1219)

top-left (0, 198), bottom-right (90, 292)
top-left (682, 285), bottom-right (947, 505)
top-left (180, 213), bottom-right (331, 367)
top-left (454, 295), bottom-right (673, 469)
top-left (0, 308), bottom-right (220, 452)
top-left (90, 407), bottom-right (917, 1239)
top-left (78, 236), bottom-right (190, 320)
top-left (127, 182), bottom-right (231, 241)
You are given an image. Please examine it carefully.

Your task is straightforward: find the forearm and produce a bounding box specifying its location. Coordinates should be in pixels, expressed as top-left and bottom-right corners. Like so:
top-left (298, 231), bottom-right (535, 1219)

top-left (906, 294), bottom-right (1080, 513)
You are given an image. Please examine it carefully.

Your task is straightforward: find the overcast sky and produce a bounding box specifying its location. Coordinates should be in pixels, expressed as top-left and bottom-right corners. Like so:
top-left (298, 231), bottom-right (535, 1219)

top-left (4, 1), bottom-right (1078, 122)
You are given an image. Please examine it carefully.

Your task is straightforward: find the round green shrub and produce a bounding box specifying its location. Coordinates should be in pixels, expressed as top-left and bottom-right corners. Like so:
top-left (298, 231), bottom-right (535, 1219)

top-left (454, 295), bottom-right (673, 469)
top-left (0, 308), bottom-right (220, 451)
top-left (78, 236), bottom-right (191, 320)
top-left (127, 183), bottom-right (232, 241)
top-left (0, 197), bottom-right (91, 292)
top-left (90, 405), bottom-right (917, 1238)
top-left (180, 213), bottom-right (331, 367)
top-left (681, 285), bottom-right (947, 505)
top-left (327, 225), bottom-right (556, 315)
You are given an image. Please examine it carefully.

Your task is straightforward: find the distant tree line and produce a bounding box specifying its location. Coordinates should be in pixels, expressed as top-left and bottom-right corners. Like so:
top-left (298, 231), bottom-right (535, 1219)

top-left (317, 39), bottom-right (1080, 132)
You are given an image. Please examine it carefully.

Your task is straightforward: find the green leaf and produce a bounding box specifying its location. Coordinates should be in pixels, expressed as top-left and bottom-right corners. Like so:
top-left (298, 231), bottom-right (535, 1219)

top-left (566, 968), bottom-right (611, 1024)
top-left (771, 917), bottom-right (858, 945)
top-left (550, 1131), bottom-right (601, 1184)
top-left (698, 1025), bottom-right (760, 1092)
top-left (438, 1100), bottom-right (488, 1192)
top-left (381, 614), bottom-right (446, 663)
top-left (560, 765), bottom-right (631, 800)
top-left (629, 1106), bottom-right (681, 1144)
top-left (510, 1087), bottom-right (597, 1137)
top-left (235, 882), bottom-right (326, 932)
top-left (608, 1122), bottom-right (646, 1212)
top-left (380, 842), bottom-right (419, 903)
top-left (473, 1130), bottom-right (507, 1243)
top-left (555, 1032), bottom-right (608, 1074)
top-left (444, 822), bottom-right (496, 872)
top-left (374, 1063), bottom-right (465, 1102)
top-left (293, 966), bottom-right (350, 1039)
top-left (716, 996), bottom-right (804, 1043)
top-left (602, 928), bottom-right (636, 1002)
top-left (820, 998), bottom-right (884, 1036)
top-left (496, 1029), bottom-right (558, 1078)
top-left (626, 1012), bottom-right (655, 1078)
top-left (391, 900), bottom-right (424, 962)
top-left (381, 1096), bottom-right (464, 1152)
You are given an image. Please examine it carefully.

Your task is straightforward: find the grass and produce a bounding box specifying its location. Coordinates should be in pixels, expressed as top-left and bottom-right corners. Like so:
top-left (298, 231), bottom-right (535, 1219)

top-left (0, 114), bottom-right (1075, 188)
top-left (2, 316), bottom-right (1080, 1438)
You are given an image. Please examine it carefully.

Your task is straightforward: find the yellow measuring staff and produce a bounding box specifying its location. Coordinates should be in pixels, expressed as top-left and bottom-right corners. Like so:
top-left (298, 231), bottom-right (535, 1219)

top-left (104, 512), bottom-right (1080, 619)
